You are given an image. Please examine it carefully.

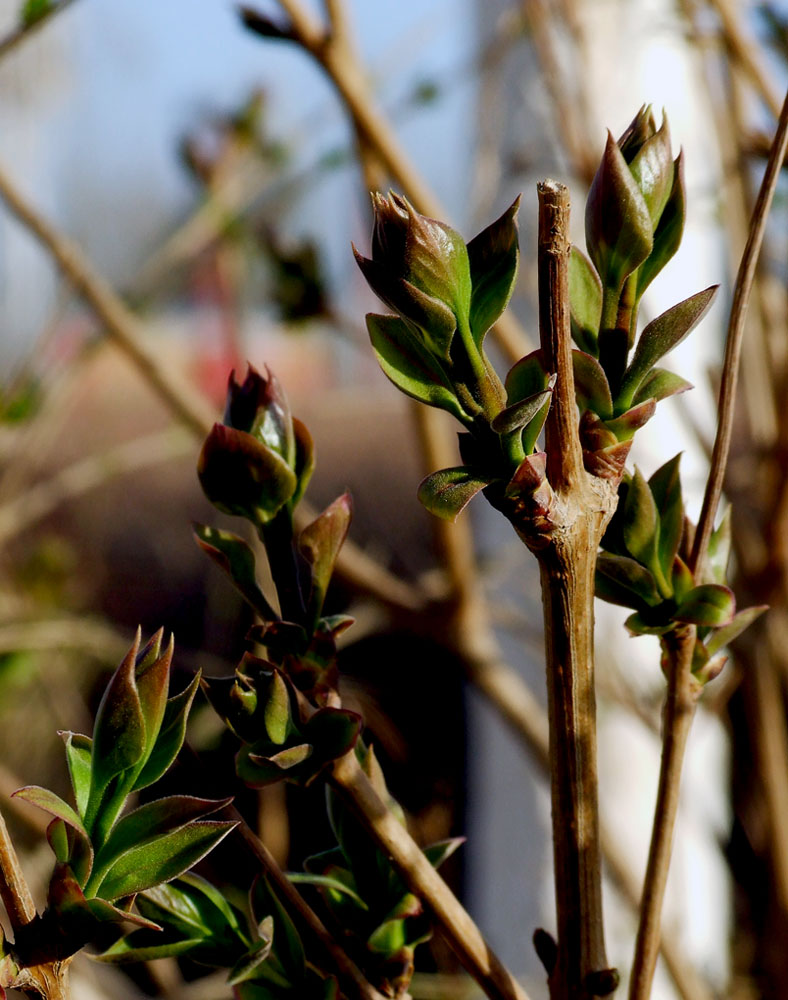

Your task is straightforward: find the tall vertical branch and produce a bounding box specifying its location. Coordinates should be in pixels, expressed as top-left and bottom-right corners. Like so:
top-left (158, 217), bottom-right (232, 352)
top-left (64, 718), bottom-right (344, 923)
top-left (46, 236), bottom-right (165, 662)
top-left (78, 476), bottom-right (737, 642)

top-left (628, 84), bottom-right (788, 1000)
top-left (534, 181), bottom-right (617, 1000)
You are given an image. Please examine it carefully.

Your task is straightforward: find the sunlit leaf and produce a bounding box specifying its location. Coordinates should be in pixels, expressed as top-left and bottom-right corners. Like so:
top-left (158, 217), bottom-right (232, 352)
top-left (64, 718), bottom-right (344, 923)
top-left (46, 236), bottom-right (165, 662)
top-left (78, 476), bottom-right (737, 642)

top-left (417, 466), bottom-right (492, 521)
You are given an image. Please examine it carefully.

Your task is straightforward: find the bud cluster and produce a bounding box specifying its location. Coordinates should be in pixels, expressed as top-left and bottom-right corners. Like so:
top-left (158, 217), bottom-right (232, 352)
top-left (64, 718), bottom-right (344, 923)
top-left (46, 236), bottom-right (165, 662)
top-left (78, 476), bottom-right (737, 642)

top-left (570, 107), bottom-right (716, 481)
top-left (196, 365), bottom-right (361, 786)
top-left (356, 193), bottom-right (557, 526)
top-left (193, 366), bottom-right (465, 996)
top-left (10, 631), bottom-right (235, 960)
top-left (596, 457), bottom-right (766, 685)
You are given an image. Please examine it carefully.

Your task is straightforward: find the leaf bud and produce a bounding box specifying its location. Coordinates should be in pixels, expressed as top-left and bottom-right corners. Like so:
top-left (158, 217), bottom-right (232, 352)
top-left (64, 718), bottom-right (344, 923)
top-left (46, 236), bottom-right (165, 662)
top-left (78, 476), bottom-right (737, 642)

top-left (198, 365), bottom-right (311, 525)
top-left (355, 192), bottom-right (472, 359)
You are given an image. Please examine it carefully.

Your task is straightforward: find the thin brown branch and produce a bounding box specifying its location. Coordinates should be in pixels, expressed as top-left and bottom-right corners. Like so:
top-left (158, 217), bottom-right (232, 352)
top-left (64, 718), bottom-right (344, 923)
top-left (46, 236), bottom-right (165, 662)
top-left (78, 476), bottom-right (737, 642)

top-left (0, 428), bottom-right (193, 548)
top-left (627, 630), bottom-right (700, 1000)
top-left (690, 85), bottom-right (788, 575)
top-left (706, 0), bottom-right (783, 119)
top-left (538, 181), bottom-right (584, 493)
top-left (0, 164), bottom-right (217, 441)
top-left (329, 751), bottom-right (530, 1000)
top-left (520, 0), bottom-right (596, 184)
top-left (0, 0), bottom-right (79, 62)
top-left (0, 807), bottom-right (36, 933)
top-left (533, 180), bottom-right (616, 1000)
top-left (454, 617), bottom-right (713, 1000)
top-left (0, 158), bottom-right (430, 619)
top-left (232, 806), bottom-right (388, 1000)
top-left (265, 0), bottom-right (530, 365)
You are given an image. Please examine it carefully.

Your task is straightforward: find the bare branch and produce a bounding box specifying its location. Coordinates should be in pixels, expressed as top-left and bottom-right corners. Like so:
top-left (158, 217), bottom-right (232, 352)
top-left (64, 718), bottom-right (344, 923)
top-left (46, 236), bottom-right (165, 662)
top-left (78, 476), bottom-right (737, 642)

top-left (691, 86), bottom-right (788, 575)
top-left (330, 751), bottom-right (531, 1000)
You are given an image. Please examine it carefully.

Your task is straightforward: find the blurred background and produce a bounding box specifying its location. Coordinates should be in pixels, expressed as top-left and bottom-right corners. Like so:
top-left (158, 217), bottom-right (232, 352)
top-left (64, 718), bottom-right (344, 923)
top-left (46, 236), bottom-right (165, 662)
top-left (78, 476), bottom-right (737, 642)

top-left (1, 0), bottom-right (788, 997)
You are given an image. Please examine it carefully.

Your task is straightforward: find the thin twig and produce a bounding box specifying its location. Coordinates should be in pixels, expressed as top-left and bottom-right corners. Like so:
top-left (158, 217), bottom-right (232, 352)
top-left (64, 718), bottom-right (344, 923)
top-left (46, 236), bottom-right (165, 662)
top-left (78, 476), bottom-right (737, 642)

top-left (706, 0), bottom-right (783, 119)
top-left (0, 0), bottom-right (79, 62)
top-left (0, 158), bottom-right (430, 619)
top-left (0, 164), bottom-right (216, 440)
top-left (329, 751), bottom-right (531, 1000)
top-left (690, 85), bottom-right (788, 576)
top-left (232, 806), bottom-right (388, 1000)
top-left (261, 0), bottom-right (530, 365)
top-left (533, 181), bottom-right (616, 999)
top-left (0, 807), bottom-right (36, 932)
top-left (629, 81), bottom-right (788, 1000)
top-left (627, 630), bottom-right (700, 1000)
top-left (0, 428), bottom-right (193, 548)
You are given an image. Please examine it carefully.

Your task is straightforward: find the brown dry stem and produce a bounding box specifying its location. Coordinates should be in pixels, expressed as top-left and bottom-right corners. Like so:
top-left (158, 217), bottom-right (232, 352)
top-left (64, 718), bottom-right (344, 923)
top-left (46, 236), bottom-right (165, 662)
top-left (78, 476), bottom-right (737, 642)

top-left (629, 81), bottom-right (788, 1000)
top-left (533, 181), bottom-right (617, 1000)
top-left (330, 751), bottom-right (531, 1000)
top-left (231, 806), bottom-right (388, 1000)
top-left (267, 0), bottom-right (530, 364)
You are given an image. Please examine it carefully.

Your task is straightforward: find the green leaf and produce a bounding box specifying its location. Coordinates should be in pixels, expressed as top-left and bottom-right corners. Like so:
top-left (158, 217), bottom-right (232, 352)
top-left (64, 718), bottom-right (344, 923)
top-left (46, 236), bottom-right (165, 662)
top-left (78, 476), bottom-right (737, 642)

top-left (198, 424), bottom-right (298, 523)
top-left (466, 196), bottom-right (520, 348)
top-left (98, 796), bottom-right (232, 874)
top-left (60, 731), bottom-right (92, 818)
top-left (227, 931), bottom-right (274, 986)
top-left (705, 605), bottom-right (768, 656)
top-left (622, 468), bottom-right (661, 580)
top-left (504, 349), bottom-right (549, 405)
top-left (132, 672), bottom-right (200, 792)
top-left (648, 455), bottom-right (683, 581)
top-left (239, 744), bottom-right (313, 786)
top-left (298, 493), bottom-right (352, 623)
top-left (264, 670), bottom-right (292, 746)
top-left (631, 367), bottom-right (692, 406)
top-left (604, 399), bottom-right (656, 441)
top-left (674, 585), bottom-right (736, 627)
top-left (671, 555), bottom-right (694, 603)
top-left (707, 508), bottom-right (732, 585)
top-left (304, 709), bottom-right (362, 767)
top-left (287, 872), bottom-right (368, 909)
top-left (572, 351), bottom-right (613, 419)
top-left (366, 313), bottom-right (468, 421)
top-left (46, 819), bottom-right (93, 886)
top-left (355, 250), bottom-right (458, 360)
top-left (635, 151), bottom-right (686, 299)
top-left (291, 417), bottom-right (315, 507)
top-left (250, 876), bottom-right (305, 981)
top-left (627, 114), bottom-right (674, 226)
top-left (21, 0), bottom-right (54, 27)
top-left (624, 611), bottom-right (676, 636)
top-left (585, 132), bottom-right (653, 290)
top-left (95, 820), bottom-right (238, 900)
top-left (89, 631), bottom-right (146, 807)
top-left (423, 837), bottom-right (465, 869)
top-left (595, 553), bottom-right (660, 609)
top-left (569, 247), bottom-right (602, 354)
top-left (490, 378), bottom-right (555, 434)
top-left (194, 524), bottom-right (278, 620)
top-left (618, 285), bottom-right (717, 407)
top-left (96, 935), bottom-right (205, 964)
top-left (134, 631), bottom-right (173, 777)
top-left (47, 817), bottom-right (69, 863)
top-left (417, 466), bottom-right (492, 521)
top-left (13, 786), bottom-right (89, 843)
top-left (140, 872), bottom-right (248, 941)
